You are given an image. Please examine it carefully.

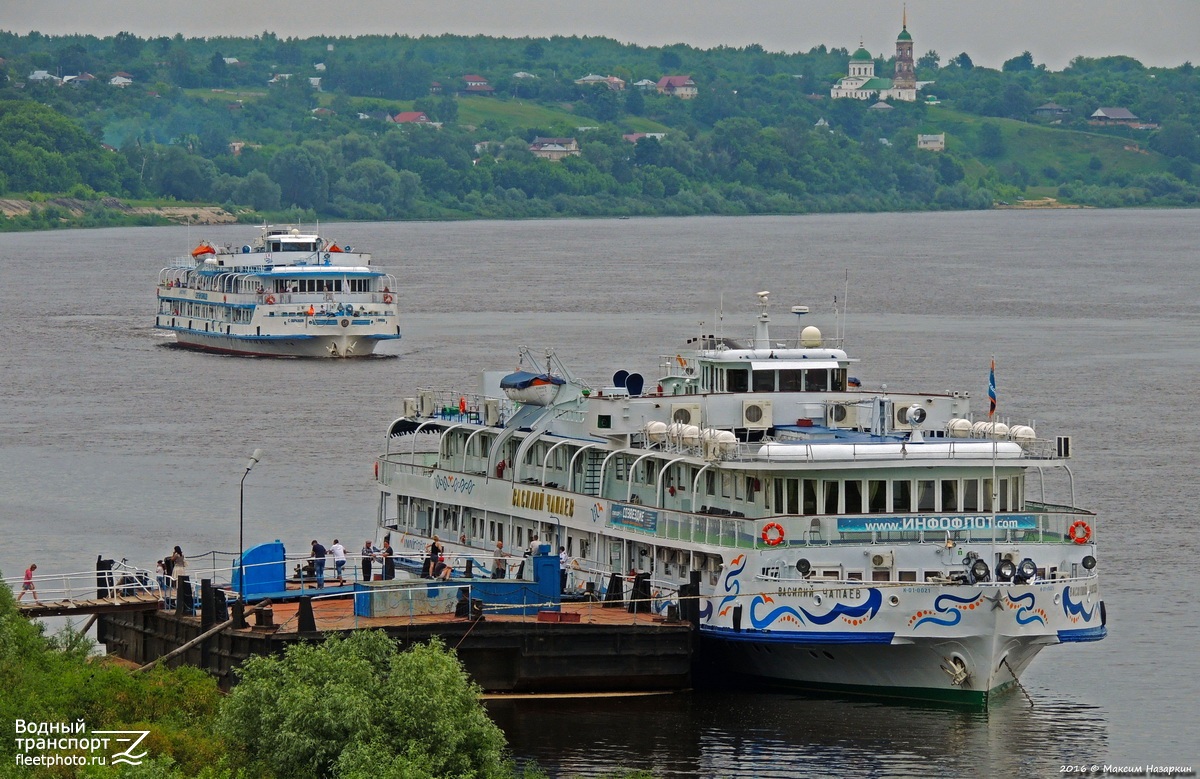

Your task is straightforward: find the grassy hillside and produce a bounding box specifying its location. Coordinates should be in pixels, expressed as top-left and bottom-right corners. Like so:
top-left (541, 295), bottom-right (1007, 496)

top-left (923, 106), bottom-right (1168, 186)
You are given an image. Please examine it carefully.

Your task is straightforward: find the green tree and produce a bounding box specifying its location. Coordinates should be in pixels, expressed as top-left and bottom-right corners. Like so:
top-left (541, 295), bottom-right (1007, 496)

top-left (220, 632), bottom-right (508, 779)
top-left (1002, 51), bottom-right (1035, 72)
top-left (150, 145), bottom-right (217, 200)
top-left (332, 158), bottom-right (420, 216)
top-left (624, 87), bottom-right (645, 116)
top-left (234, 170), bottom-right (282, 211)
top-left (917, 50), bottom-right (940, 71)
top-left (978, 123), bottom-right (1005, 158)
top-left (269, 146), bottom-right (329, 209)
top-left (1151, 121), bottom-right (1200, 163)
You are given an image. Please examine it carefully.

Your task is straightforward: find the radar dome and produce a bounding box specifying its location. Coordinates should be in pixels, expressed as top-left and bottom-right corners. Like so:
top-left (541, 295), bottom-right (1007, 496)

top-left (800, 326), bottom-right (823, 347)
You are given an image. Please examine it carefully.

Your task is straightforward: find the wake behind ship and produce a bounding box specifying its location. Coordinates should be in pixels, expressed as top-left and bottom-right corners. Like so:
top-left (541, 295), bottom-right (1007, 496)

top-left (375, 292), bottom-right (1106, 706)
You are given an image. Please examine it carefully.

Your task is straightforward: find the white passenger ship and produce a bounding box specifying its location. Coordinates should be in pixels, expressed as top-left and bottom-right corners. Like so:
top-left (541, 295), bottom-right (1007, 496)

top-left (376, 293), bottom-right (1105, 706)
top-left (155, 226), bottom-right (400, 357)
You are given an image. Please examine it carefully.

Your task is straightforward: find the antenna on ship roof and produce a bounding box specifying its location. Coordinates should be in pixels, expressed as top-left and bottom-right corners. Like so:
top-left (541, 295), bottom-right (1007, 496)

top-left (718, 292), bottom-right (725, 345)
top-left (838, 270), bottom-right (850, 345)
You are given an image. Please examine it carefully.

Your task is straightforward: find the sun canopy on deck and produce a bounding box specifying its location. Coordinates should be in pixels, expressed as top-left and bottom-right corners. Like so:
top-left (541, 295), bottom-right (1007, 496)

top-left (748, 360), bottom-right (843, 371)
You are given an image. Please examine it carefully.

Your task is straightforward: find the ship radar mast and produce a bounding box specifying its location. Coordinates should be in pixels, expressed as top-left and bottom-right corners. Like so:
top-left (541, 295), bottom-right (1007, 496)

top-left (754, 291), bottom-right (771, 348)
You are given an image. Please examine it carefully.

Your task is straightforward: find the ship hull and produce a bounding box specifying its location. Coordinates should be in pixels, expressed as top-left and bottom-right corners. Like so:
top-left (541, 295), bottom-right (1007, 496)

top-left (697, 631), bottom-right (1039, 707)
top-left (171, 329), bottom-right (394, 358)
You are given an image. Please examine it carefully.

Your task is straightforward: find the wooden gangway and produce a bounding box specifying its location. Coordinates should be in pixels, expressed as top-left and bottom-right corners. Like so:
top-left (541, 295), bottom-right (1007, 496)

top-left (16, 592), bottom-right (162, 618)
top-left (5, 560), bottom-right (165, 619)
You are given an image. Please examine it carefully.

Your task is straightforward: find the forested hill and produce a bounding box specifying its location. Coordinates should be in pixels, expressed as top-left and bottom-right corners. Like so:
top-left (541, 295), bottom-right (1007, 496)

top-left (1, 30), bottom-right (1199, 229)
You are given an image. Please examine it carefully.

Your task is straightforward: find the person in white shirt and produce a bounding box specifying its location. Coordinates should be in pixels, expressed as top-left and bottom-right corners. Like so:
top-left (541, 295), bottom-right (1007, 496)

top-left (330, 539), bottom-right (347, 585)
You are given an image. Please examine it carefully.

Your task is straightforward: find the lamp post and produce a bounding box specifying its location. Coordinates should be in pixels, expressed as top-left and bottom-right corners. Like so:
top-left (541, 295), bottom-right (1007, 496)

top-left (239, 448), bottom-right (264, 600)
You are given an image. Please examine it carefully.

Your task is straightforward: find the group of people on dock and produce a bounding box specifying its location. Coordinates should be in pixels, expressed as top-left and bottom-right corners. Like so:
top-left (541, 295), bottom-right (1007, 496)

top-left (307, 540), bottom-right (349, 588)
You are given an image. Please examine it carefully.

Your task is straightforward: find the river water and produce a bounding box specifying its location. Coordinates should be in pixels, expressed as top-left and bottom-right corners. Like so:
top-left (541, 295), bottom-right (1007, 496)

top-left (1, 210), bottom-right (1196, 776)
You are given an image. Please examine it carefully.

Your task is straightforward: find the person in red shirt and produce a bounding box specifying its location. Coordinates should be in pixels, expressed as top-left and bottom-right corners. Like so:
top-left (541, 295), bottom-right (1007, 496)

top-left (18, 564), bottom-right (40, 604)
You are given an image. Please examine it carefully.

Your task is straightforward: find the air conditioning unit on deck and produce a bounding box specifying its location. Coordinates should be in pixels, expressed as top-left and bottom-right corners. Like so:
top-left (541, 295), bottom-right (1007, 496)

top-left (741, 400), bottom-right (773, 429)
top-left (671, 403), bottom-right (701, 426)
top-left (870, 551), bottom-right (894, 568)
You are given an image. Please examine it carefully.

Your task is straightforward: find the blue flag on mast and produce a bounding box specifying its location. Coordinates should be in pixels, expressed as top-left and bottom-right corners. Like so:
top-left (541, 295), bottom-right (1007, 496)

top-left (988, 358), bottom-right (997, 418)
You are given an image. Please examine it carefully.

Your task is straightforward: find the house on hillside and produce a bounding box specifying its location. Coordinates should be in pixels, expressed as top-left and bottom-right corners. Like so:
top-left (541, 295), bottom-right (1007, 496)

top-left (917, 133), bottom-right (945, 151)
top-left (1088, 107), bottom-right (1155, 129)
top-left (623, 132), bottom-right (667, 144)
top-left (392, 111), bottom-right (432, 124)
top-left (632, 79), bottom-right (657, 90)
top-left (461, 75), bottom-right (494, 95)
top-left (529, 137), bottom-right (581, 161)
top-left (1033, 102), bottom-right (1070, 119)
top-left (575, 73), bottom-right (626, 90)
top-left (656, 75), bottom-right (697, 99)
top-left (63, 73), bottom-right (96, 87)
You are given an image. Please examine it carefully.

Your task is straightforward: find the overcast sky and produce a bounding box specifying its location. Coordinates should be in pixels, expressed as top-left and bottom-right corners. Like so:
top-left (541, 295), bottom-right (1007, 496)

top-left (5, 1), bottom-right (1198, 71)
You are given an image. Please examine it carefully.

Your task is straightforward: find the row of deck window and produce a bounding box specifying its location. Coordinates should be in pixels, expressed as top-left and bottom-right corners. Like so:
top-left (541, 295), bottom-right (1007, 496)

top-left (703, 366), bottom-right (849, 393)
top-left (446, 434), bottom-right (1022, 516)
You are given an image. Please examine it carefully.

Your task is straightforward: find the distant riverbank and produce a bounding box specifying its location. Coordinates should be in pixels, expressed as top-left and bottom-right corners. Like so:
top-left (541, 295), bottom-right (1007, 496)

top-left (0, 196), bottom-right (239, 230)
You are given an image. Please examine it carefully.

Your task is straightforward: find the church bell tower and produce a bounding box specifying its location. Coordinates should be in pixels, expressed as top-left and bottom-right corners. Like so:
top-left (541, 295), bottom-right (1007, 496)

top-left (894, 8), bottom-right (915, 90)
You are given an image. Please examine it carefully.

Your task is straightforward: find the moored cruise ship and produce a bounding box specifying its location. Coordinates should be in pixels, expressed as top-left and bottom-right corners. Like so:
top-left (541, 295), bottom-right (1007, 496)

top-left (375, 292), bottom-right (1105, 706)
top-left (155, 225), bottom-right (401, 357)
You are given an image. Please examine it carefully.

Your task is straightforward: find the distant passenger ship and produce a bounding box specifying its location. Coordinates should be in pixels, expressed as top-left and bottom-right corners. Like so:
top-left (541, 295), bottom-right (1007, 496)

top-left (375, 292), bottom-right (1105, 706)
top-left (155, 226), bottom-right (400, 357)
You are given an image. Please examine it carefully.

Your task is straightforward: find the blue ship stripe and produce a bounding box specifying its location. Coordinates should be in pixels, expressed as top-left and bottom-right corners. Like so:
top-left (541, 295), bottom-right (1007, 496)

top-left (1057, 626), bottom-right (1107, 642)
top-left (702, 626), bottom-right (896, 644)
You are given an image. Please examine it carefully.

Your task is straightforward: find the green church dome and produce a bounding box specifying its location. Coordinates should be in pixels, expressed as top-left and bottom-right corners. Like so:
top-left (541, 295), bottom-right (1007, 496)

top-left (897, 27), bottom-right (912, 42)
top-left (851, 46), bottom-right (873, 61)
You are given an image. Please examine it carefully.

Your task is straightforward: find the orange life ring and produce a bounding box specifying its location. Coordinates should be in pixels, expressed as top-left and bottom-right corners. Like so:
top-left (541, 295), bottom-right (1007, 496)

top-left (762, 522), bottom-right (785, 547)
top-left (264, 294), bottom-right (276, 305)
top-left (1068, 520), bottom-right (1092, 544)
top-left (382, 293), bottom-right (393, 304)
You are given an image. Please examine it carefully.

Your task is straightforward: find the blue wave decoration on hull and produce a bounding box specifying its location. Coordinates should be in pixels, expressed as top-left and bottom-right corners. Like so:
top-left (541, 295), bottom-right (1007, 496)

top-left (1006, 591), bottom-right (1046, 626)
top-left (747, 588), bottom-right (883, 629)
top-left (1062, 586), bottom-right (1096, 621)
top-left (713, 555), bottom-right (747, 618)
top-left (912, 592), bottom-right (982, 628)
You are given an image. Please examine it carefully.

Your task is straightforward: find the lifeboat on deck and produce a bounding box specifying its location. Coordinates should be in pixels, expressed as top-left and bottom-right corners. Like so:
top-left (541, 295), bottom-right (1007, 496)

top-left (500, 371), bottom-right (565, 406)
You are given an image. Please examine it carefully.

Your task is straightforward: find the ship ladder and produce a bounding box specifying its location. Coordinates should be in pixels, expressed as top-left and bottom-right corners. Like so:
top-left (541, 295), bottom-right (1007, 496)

top-left (583, 453), bottom-right (603, 496)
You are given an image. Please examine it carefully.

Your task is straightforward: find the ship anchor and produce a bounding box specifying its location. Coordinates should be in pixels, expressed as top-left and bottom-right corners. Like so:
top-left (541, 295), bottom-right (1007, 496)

top-left (940, 656), bottom-right (970, 686)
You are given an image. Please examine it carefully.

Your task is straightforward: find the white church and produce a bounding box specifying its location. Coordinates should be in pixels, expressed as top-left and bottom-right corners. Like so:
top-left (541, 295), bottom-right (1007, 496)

top-left (831, 14), bottom-right (918, 102)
